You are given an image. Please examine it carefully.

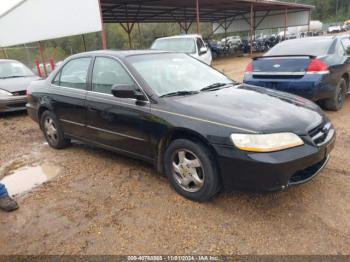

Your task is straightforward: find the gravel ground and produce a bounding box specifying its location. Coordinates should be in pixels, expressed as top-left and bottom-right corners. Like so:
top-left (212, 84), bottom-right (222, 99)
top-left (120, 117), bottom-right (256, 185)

top-left (0, 57), bottom-right (349, 255)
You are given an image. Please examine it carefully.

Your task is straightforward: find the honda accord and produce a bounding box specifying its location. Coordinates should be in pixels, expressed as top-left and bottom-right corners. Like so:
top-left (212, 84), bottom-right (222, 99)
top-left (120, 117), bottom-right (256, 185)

top-left (27, 50), bottom-right (335, 202)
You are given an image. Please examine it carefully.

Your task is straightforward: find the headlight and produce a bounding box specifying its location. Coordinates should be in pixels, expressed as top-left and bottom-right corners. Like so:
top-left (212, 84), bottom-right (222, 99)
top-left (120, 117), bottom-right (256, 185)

top-left (231, 133), bottom-right (304, 153)
top-left (0, 89), bottom-right (13, 96)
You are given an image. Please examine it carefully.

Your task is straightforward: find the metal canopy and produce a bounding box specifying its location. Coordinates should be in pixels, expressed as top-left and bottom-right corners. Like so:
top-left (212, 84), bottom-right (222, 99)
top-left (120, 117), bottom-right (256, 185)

top-left (100, 0), bottom-right (314, 52)
top-left (100, 0), bottom-right (314, 23)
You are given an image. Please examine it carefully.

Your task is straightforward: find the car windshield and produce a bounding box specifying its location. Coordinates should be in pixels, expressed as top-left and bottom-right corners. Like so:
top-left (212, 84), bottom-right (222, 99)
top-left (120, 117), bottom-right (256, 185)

top-left (127, 53), bottom-right (233, 97)
top-left (0, 61), bottom-right (34, 78)
top-left (151, 38), bottom-right (196, 54)
top-left (266, 38), bottom-right (333, 57)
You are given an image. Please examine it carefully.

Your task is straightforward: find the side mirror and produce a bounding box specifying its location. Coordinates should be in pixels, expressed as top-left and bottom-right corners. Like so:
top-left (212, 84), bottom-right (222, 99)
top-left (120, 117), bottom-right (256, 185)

top-left (199, 47), bottom-right (208, 55)
top-left (111, 84), bottom-right (146, 101)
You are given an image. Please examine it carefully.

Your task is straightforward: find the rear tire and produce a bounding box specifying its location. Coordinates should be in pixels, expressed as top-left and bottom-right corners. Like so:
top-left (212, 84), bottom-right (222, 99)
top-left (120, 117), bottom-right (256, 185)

top-left (163, 139), bottom-right (221, 202)
top-left (323, 78), bottom-right (347, 111)
top-left (40, 111), bottom-right (71, 149)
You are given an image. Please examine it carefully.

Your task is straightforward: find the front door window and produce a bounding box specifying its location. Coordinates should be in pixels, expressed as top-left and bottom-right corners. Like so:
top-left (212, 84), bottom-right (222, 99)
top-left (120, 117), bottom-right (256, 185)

top-left (92, 57), bottom-right (134, 95)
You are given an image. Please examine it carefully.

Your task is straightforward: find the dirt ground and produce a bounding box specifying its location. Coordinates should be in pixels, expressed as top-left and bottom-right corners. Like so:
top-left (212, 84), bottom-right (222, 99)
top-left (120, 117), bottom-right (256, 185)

top-left (0, 56), bottom-right (350, 255)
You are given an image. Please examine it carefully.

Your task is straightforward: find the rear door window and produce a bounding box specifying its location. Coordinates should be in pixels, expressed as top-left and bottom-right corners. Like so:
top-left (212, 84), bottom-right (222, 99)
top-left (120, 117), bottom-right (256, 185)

top-left (57, 58), bottom-right (91, 89)
top-left (267, 38), bottom-right (333, 57)
top-left (91, 57), bottom-right (134, 95)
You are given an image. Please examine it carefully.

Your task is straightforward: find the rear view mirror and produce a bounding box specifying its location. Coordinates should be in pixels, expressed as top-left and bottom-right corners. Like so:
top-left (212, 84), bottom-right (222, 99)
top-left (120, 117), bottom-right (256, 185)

top-left (199, 47), bottom-right (208, 55)
top-left (111, 84), bottom-right (146, 101)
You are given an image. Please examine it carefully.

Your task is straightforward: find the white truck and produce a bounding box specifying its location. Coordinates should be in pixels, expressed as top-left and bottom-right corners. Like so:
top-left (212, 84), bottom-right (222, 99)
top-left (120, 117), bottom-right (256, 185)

top-left (327, 25), bottom-right (342, 34)
top-left (151, 34), bottom-right (212, 65)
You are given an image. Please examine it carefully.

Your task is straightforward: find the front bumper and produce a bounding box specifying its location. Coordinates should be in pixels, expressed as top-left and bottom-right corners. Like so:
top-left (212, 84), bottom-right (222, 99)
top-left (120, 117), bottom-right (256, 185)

top-left (0, 95), bottom-right (27, 112)
top-left (213, 130), bottom-right (336, 192)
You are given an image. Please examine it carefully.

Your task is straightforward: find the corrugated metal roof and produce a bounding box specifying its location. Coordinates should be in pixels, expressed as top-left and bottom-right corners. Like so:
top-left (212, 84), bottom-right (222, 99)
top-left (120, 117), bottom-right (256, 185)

top-left (101, 0), bottom-right (314, 23)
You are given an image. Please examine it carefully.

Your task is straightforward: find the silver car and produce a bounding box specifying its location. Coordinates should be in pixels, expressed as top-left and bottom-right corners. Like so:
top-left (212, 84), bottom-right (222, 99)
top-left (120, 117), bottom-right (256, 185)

top-left (0, 59), bottom-right (40, 112)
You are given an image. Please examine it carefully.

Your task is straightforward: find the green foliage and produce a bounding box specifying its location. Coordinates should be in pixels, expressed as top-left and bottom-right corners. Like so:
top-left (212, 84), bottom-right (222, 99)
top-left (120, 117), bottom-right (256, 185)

top-left (285, 0), bottom-right (350, 21)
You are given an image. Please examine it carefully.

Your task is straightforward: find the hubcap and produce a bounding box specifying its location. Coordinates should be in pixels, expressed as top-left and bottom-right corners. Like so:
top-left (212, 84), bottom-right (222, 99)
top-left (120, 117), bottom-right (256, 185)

top-left (338, 89), bottom-right (344, 105)
top-left (44, 117), bottom-right (58, 144)
top-left (171, 149), bottom-right (204, 193)
top-left (337, 82), bottom-right (346, 107)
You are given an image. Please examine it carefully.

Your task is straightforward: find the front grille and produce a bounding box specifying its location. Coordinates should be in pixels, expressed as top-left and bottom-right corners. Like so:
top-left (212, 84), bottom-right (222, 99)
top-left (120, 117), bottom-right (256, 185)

top-left (308, 122), bottom-right (331, 146)
top-left (289, 157), bottom-right (328, 185)
top-left (8, 102), bottom-right (26, 108)
top-left (11, 90), bottom-right (26, 96)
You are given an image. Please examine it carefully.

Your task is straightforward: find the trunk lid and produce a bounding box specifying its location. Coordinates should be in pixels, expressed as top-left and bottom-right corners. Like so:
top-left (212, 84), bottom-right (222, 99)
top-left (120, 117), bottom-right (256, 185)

top-left (251, 55), bottom-right (314, 79)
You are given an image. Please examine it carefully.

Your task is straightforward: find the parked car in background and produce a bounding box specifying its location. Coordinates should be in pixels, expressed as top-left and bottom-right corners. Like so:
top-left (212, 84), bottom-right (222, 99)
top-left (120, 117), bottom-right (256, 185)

top-left (151, 34), bottom-right (212, 65)
top-left (221, 36), bottom-right (242, 47)
top-left (206, 40), bottom-right (222, 58)
top-left (0, 59), bottom-right (40, 112)
top-left (344, 20), bottom-right (350, 31)
top-left (327, 25), bottom-right (342, 34)
top-left (27, 50), bottom-right (335, 202)
top-left (244, 36), bottom-right (350, 111)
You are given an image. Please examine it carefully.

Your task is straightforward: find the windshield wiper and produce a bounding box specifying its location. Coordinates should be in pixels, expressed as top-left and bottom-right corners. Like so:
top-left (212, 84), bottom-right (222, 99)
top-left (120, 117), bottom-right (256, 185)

top-left (0, 75), bottom-right (26, 79)
top-left (200, 82), bottom-right (232, 92)
top-left (159, 90), bottom-right (199, 98)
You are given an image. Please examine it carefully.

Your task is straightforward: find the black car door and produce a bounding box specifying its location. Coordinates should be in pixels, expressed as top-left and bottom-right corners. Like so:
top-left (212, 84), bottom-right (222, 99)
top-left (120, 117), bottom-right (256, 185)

top-left (50, 57), bottom-right (92, 137)
top-left (85, 56), bottom-right (153, 160)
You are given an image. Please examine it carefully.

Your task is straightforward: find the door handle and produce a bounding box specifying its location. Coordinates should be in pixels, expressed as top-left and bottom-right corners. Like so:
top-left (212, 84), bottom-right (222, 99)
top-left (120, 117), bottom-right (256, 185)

top-left (88, 106), bottom-right (98, 112)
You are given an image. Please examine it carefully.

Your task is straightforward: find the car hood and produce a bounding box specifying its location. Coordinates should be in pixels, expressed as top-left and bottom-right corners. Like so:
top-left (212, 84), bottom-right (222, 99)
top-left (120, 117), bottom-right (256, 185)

top-left (0, 76), bottom-right (41, 92)
top-left (163, 84), bottom-right (325, 135)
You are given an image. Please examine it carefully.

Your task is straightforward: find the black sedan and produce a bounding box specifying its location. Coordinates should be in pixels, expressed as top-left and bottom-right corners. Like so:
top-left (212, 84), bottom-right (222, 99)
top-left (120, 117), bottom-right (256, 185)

top-left (0, 59), bottom-right (40, 112)
top-left (244, 36), bottom-right (350, 111)
top-left (27, 50), bottom-right (335, 202)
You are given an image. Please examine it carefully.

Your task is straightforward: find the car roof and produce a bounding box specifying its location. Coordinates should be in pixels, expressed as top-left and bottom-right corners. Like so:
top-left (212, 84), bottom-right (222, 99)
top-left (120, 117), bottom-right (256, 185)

top-left (69, 49), bottom-right (170, 60)
top-left (0, 59), bottom-right (21, 63)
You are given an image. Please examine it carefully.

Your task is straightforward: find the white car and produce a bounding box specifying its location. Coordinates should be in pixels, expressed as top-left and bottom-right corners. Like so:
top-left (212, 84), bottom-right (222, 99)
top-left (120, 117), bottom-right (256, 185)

top-left (151, 34), bottom-right (212, 65)
top-left (221, 36), bottom-right (242, 47)
top-left (327, 25), bottom-right (342, 34)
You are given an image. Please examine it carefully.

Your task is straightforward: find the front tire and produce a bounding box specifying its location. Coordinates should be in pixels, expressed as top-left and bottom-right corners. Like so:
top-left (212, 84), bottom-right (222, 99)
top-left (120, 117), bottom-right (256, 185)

top-left (40, 111), bottom-right (71, 149)
top-left (323, 78), bottom-right (347, 111)
top-left (164, 139), bottom-right (221, 202)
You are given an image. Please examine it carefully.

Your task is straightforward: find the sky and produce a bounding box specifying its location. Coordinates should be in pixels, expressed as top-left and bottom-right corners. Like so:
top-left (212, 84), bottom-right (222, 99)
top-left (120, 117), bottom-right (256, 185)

top-left (0, 0), bottom-right (22, 16)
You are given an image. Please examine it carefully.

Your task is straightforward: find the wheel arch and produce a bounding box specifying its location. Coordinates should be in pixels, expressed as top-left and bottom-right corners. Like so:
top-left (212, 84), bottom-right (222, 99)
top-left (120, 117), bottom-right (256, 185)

top-left (37, 104), bottom-right (53, 129)
top-left (341, 72), bottom-right (349, 91)
top-left (156, 128), bottom-right (221, 177)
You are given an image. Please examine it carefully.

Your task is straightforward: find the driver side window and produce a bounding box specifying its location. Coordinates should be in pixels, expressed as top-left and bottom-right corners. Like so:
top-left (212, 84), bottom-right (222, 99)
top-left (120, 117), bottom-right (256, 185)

top-left (196, 38), bottom-right (205, 54)
top-left (92, 57), bottom-right (134, 95)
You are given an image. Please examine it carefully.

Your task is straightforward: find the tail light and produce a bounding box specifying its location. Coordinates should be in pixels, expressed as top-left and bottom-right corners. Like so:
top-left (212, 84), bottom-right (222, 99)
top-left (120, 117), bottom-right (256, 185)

top-left (306, 59), bottom-right (329, 75)
top-left (245, 62), bottom-right (253, 74)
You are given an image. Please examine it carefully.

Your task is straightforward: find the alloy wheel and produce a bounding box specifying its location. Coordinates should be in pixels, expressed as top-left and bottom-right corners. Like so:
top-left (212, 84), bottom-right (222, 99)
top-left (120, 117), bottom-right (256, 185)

top-left (171, 149), bottom-right (204, 193)
top-left (338, 86), bottom-right (345, 107)
top-left (44, 117), bottom-right (58, 144)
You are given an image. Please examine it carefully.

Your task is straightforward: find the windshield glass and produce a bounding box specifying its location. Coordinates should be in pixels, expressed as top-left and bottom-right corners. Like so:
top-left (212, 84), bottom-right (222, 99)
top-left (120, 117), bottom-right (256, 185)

top-left (266, 38), bottom-right (333, 56)
top-left (0, 61), bottom-right (34, 78)
top-left (127, 53), bottom-right (233, 96)
top-left (151, 38), bottom-right (196, 54)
